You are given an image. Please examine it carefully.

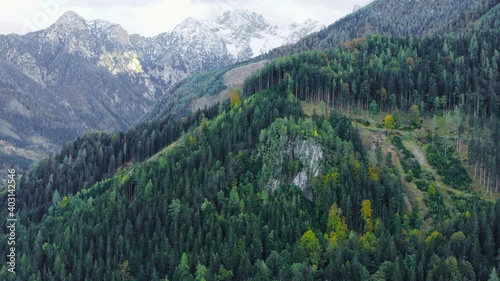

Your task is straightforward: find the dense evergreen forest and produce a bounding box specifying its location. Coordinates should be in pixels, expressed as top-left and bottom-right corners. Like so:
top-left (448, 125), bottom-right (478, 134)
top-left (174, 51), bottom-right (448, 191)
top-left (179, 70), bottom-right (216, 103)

top-left (245, 31), bottom-right (500, 195)
top-left (10, 105), bottom-right (221, 225)
top-left (2, 71), bottom-right (500, 280)
top-left (1, 1), bottom-right (500, 280)
top-left (1, 84), bottom-right (499, 280)
top-left (249, 32), bottom-right (500, 117)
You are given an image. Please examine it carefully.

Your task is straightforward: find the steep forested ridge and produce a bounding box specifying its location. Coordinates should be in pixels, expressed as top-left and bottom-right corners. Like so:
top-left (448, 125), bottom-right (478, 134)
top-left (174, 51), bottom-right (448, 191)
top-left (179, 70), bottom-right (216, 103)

top-left (248, 32), bottom-right (500, 117)
top-left (1, 83), bottom-right (500, 280)
top-left (11, 106), bottom-right (221, 225)
top-left (245, 31), bottom-right (500, 193)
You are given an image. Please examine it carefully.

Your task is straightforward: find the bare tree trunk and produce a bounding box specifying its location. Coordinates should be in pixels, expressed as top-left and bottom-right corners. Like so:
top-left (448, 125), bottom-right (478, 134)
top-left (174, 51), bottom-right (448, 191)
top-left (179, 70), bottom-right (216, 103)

top-left (479, 165), bottom-right (482, 186)
top-left (483, 167), bottom-right (488, 188)
top-left (487, 169), bottom-right (491, 195)
top-left (482, 166), bottom-right (486, 188)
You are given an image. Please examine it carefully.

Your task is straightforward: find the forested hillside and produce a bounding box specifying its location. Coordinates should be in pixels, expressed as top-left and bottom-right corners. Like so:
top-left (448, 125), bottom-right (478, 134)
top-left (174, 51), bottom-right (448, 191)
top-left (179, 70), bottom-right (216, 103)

top-left (1, 1), bottom-right (499, 280)
top-left (10, 105), bottom-right (221, 225)
top-left (245, 31), bottom-right (500, 195)
top-left (2, 84), bottom-right (499, 280)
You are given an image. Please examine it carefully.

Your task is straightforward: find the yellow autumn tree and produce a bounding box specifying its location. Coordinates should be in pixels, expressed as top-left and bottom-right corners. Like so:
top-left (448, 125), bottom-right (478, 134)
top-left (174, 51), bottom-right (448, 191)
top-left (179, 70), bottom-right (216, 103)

top-left (384, 114), bottom-right (396, 129)
top-left (425, 230), bottom-right (445, 249)
top-left (325, 203), bottom-right (348, 250)
top-left (368, 166), bottom-right (380, 183)
top-left (327, 203), bottom-right (348, 239)
top-left (229, 89), bottom-right (241, 108)
top-left (361, 199), bottom-right (374, 233)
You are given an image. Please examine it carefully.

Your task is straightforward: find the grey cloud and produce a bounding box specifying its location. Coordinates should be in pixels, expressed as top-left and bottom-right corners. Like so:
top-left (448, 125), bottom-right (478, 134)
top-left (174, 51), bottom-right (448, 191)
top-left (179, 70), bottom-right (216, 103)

top-left (62, 0), bottom-right (163, 8)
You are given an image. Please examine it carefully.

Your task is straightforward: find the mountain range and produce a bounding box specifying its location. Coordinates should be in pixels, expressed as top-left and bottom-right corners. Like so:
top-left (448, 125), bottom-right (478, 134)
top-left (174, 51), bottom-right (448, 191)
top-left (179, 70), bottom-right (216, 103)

top-left (0, 9), bottom-right (322, 171)
top-left (0, 0), bottom-right (499, 280)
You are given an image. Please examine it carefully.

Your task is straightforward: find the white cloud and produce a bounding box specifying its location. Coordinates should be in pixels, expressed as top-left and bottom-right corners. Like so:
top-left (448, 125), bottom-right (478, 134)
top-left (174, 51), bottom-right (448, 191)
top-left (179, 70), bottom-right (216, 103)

top-left (0, 0), bottom-right (371, 36)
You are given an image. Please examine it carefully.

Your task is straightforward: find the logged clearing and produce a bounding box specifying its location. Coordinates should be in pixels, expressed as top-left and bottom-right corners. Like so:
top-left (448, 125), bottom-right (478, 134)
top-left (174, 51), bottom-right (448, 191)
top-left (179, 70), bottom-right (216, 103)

top-left (403, 140), bottom-right (432, 172)
top-left (190, 60), bottom-right (268, 111)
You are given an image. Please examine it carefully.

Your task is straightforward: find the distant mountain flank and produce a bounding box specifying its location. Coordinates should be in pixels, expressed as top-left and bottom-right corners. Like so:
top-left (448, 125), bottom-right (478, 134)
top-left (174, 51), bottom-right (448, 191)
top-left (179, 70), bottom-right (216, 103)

top-left (267, 0), bottom-right (499, 58)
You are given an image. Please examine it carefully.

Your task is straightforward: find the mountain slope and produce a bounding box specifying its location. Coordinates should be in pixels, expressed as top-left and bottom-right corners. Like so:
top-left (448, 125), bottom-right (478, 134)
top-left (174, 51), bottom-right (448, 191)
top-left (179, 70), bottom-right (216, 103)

top-left (0, 12), bottom-right (158, 172)
top-left (144, 0), bottom-right (500, 128)
top-left (2, 80), bottom-right (499, 281)
top-left (267, 0), bottom-right (500, 57)
top-left (141, 59), bottom-right (268, 123)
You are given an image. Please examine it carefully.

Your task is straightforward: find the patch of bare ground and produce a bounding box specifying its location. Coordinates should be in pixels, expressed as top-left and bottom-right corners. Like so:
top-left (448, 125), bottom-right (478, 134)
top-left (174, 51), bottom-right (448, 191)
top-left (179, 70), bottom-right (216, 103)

top-left (359, 128), bottom-right (420, 212)
top-left (358, 128), bottom-right (437, 228)
top-left (403, 140), bottom-right (432, 172)
top-left (190, 60), bottom-right (268, 111)
top-left (0, 140), bottom-right (47, 161)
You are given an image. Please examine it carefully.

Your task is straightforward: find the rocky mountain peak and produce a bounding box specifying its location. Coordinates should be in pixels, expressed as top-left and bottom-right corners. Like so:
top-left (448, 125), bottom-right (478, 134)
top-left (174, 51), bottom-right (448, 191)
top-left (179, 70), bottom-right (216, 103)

top-left (172, 17), bottom-right (212, 36)
top-left (288, 19), bottom-right (321, 31)
top-left (216, 9), bottom-right (270, 33)
top-left (53, 11), bottom-right (87, 30)
top-left (283, 18), bottom-right (323, 45)
top-left (42, 11), bottom-right (131, 57)
top-left (51, 11), bottom-right (129, 41)
top-left (55, 11), bottom-right (85, 23)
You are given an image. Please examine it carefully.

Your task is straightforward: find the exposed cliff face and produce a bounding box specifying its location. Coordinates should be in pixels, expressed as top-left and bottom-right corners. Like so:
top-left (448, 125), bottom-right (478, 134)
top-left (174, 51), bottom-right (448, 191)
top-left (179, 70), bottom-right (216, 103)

top-left (291, 139), bottom-right (324, 199)
top-left (258, 122), bottom-right (324, 200)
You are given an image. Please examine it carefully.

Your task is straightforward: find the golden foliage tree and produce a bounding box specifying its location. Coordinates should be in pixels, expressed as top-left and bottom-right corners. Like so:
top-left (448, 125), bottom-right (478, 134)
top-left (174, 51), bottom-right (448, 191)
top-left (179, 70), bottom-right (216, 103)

top-left (368, 166), bottom-right (380, 183)
top-left (361, 199), bottom-right (374, 233)
top-left (327, 204), bottom-right (348, 238)
top-left (229, 90), bottom-right (241, 108)
top-left (326, 203), bottom-right (348, 250)
top-left (384, 114), bottom-right (396, 129)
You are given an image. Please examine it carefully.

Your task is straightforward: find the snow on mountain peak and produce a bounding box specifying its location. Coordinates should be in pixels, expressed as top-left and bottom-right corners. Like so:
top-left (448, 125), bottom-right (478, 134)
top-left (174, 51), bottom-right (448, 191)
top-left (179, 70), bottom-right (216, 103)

top-left (207, 9), bottom-right (322, 61)
top-left (30, 9), bottom-right (320, 89)
top-left (174, 17), bottom-right (204, 31)
top-left (169, 17), bottom-right (224, 53)
top-left (216, 9), bottom-right (270, 33)
top-left (47, 9), bottom-right (320, 64)
top-left (283, 18), bottom-right (323, 45)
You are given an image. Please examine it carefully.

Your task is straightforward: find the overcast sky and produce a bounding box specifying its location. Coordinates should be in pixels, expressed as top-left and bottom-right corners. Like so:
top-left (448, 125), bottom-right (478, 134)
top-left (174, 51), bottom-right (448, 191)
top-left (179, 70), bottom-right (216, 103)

top-left (0, 0), bottom-right (372, 37)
